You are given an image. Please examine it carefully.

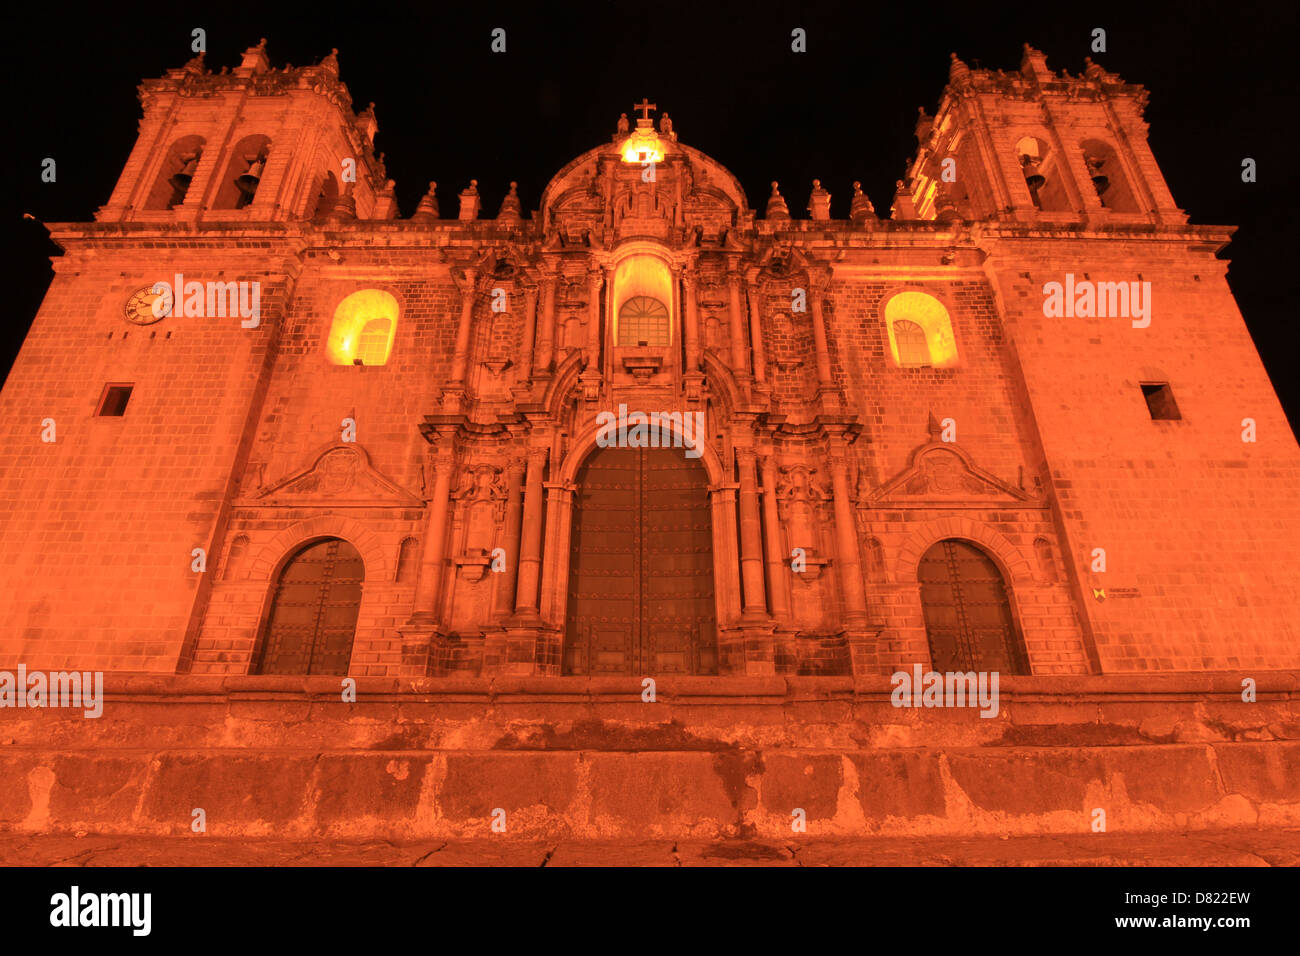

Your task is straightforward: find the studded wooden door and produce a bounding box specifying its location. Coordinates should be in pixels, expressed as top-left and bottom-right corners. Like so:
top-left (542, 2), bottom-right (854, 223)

top-left (255, 537), bottom-right (364, 675)
top-left (919, 538), bottom-right (1029, 674)
top-left (565, 446), bottom-right (717, 675)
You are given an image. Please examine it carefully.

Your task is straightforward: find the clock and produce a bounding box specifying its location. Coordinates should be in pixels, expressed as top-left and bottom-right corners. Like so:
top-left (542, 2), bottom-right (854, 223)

top-left (124, 285), bottom-right (172, 325)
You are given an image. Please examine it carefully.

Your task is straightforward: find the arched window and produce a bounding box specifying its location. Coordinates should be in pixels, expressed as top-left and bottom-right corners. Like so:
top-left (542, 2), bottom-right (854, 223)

top-left (892, 320), bottom-right (929, 366)
top-left (612, 254), bottom-right (674, 347)
top-left (919, 539), bottom-right (1028, 674)
top-left (144, 135), bottom-right (205, 211)
top-left (213, 134), bottom-right (271, 210)
top-left (1015, 135), bottom-right (1071, 212)
top-left (310, 171), bottom-right (339, 222)
top-left (884, 292), bottom-right (957, 367)
top-left (255, 538), bottom-right (364, 675)
top-left (326, 289), bottom-right (399, 365)
top-left (222, 534), bottom-right (250, 581)
top-left (1080, 139), bottom-right (1139, 213)
top-left (395, 536), bottom-right (418, 583)
top-left (356, 318), bottom-right (392, 366)
top-left (618, 296), bottom-right (670, 346)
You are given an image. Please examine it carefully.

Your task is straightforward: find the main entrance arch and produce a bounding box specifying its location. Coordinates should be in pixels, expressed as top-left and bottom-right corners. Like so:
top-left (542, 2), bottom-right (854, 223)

top-left (564, 445), bottom-right (717, 675)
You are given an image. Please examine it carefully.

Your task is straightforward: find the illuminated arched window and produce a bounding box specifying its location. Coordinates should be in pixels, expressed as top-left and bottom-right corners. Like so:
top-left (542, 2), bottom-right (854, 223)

top-left (618, 296), bottom-right (670, 346)
top-left (892, 320), bottom-right (929, 367)
top-left (356, 319), bottom-right (392, 366)
top-left (884, 292), bottom-right (957, 368)
top-left (612, 254), bottom-right (674, 347)
top-left (326, 290), bottom-right (398, 366)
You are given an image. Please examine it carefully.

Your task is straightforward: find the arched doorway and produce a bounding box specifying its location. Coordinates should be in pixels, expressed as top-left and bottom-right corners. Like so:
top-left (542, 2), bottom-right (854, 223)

top-left (564, 445), bottom-right (717, 675)
top-left (918, 538), bottom-right (1029, 674)
top-left (254, 537), bottom-right (364, 675)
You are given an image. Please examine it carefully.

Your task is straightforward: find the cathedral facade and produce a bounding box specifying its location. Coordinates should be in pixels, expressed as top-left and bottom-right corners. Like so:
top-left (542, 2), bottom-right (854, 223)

top-left (4, 41), bottom-right (1298, 683)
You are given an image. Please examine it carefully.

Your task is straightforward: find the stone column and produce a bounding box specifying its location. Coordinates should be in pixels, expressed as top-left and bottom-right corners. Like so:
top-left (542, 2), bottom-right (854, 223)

top-left (709, 483), bottom-right (743, 624)
top-left (410, 451), bottom-right (457, 622)
top-left (809, 283), bottom-right (834, 390)
top-left (517, 285), bottom-right (538, 388)
top-left (449, 267), bottom-right (478, 386)
top-left (584, 269), bottom-right (604, 369)
top-left (492, 457), bottom-right (526, 619)
top-left (828, 450), bottom-right (868, 626)
top-left (682, 272), bottom-right (701, 371)
top-left (539, 480), bottom-right (576, 624)
top-left (735, 449), bottom-right (768, 617)
top-left (745, 272), bottom-right (768, 384)
top-left (760, 454), bottom-right (791, 620)
top-left (534, 274), bottom-right (557, 376)
top-left (513, 448), bottom-right (549, 615)
top-left (727, 268), bottom-right (750, 376)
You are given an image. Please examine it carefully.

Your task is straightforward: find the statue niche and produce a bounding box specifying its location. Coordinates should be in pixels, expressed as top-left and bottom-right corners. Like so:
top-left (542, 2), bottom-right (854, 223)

top-left (453, 464), bottom-right (506, 583)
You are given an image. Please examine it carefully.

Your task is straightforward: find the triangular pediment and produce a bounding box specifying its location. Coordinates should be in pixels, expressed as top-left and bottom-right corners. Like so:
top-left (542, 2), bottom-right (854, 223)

top-left (248, 444), bottom-right (422, 508)
top-left (867, 442), bottom-right (1032, 506)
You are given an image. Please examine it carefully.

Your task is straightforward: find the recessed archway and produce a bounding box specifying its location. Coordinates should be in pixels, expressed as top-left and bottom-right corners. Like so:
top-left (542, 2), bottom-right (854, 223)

top-left (563, 444), bottom-right (717, 675)
top-left (918, 538), bottom-right (1029, 674)
top-left (253, 537), bottom-right (364, 675)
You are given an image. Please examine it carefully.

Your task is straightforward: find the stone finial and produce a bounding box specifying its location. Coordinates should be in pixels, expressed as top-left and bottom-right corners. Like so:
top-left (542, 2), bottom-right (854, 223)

top-left (458, 180), bottom-right (481, 221)
top-left (766, 181), bottom-right (790, 220)
top-left (915, 106), bottom-right (935, 142)
top-left (1020, 43), bottom-right (1052, 81)
top-left (949, 52), bottom-right (971, 84)
top-left (617, 112), bottom-right (630, 134)
top-left (356, 102), bottom-right (378, 144)
top-left (411, 181), bottom-right (439, 221)
top-left (1083, 56), bottom-right (1106, 81)
top-left (934, 182), bottom-right (962, 223)
top-left (807, 178), bottom-right (832, 220)
top-left (498, 181), bottom-right (522, 221)
top-left (238, 39), bottom-right (270, 74)
top-left (327, 182), bottom-right (357, 222)
top-left (182, 51), bottom-right (207, 74)
top-left (319, 48), bottom-right (340, 75)
top-left (850, 181), bottom-right (876, 223)
top-left (890, 179), bottom-right (918, 221)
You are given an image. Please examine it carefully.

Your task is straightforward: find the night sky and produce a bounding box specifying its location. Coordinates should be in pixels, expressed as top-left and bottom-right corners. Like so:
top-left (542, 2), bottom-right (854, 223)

top-left (6, 0), bottom-right (1296, 430)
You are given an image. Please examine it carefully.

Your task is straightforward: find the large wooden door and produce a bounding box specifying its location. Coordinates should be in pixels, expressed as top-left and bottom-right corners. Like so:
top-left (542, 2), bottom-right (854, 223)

top-left (255, 537), bottom-right (364, 675)
top-left (565, 446), bottom-right (716, 675)
top-left (919, 538), bottom-right (1028, 674)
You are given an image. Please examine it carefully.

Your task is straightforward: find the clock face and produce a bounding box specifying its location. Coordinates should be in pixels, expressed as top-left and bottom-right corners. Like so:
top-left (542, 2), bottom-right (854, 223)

top-left (124, 285), bottom-right (172, 325)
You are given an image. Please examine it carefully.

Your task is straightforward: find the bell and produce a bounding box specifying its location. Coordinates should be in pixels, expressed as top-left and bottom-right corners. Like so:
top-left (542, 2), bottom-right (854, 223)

top-left (235, 156), bottom-right (265, 196)
top-left (1086, 157), bottom-right (1109, 195)
top-left (168, 154), bottom-right (198, 193)
top-left (1022, 159), bottom-right (1046, 191)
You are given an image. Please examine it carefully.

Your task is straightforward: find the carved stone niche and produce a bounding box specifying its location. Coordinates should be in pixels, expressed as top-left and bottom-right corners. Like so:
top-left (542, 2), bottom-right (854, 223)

top-left (454, 548), bottom-right (493, 583)
top-left (621, 349), bottom-right (663, 382)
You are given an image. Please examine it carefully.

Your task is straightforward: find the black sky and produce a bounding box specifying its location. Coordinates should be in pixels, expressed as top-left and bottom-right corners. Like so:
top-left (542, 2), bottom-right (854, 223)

top-left (5, 0), bottom-right (1296, 428)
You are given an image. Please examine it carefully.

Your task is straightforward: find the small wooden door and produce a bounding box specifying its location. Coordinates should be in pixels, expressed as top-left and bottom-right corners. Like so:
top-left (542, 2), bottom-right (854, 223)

top-left (255, 538), bottom-right (364, 675)
top-left (919, 539), bottom-right (1028, 674)
top-left (565, 446), bottom-right (716, 675)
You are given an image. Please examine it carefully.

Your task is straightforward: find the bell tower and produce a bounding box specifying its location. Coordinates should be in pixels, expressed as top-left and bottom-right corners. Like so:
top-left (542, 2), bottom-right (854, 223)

top-left (898, 45), bottom-right (1186, 226)
top-left (97, 39), bottom-right (397, 224)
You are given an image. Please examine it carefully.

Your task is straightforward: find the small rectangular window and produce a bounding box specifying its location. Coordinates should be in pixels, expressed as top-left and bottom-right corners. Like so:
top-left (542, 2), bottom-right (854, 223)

top-left (96, 384), bottom-right (133, 417)
top-left (1141, 382), bottom-right (1181, 421)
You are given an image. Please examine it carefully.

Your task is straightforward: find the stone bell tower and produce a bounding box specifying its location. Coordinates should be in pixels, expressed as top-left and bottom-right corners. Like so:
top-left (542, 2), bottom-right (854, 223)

top-left (900, 45), bottom-right (1185, 226)
top-left (97, 39), bottom-right (397, 224)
